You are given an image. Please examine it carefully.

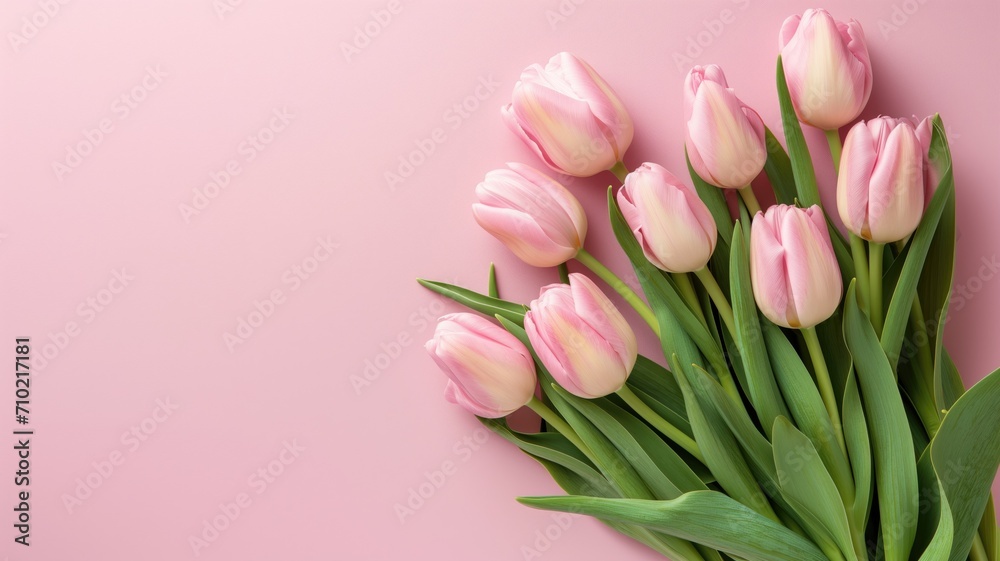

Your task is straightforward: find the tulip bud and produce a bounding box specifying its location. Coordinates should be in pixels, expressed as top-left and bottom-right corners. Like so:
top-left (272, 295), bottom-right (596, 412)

top-left (525, 273), bottom-right (637, 398)
top-left (837, 117), bottom-right (925, 243)
top-left (502, 52), bottom-right (634, 177)
top-left (750, 205), bottom-right (842, 329)
top-left (617, 162), bottom-right (718, 273)
top-left (473, 163), bottom-right (588, 267)
top-left (425, 313), bottom-right (537, 418)
top-left (684, 65), bottom-right (767, 189)
top-left (779, 9), bottom-right (873, 130)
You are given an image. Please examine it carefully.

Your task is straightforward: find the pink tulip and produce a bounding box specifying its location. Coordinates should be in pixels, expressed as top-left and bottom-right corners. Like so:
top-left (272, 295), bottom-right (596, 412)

top-left (525, 273), bottom-right (637, 398)
top-left (502, 52), bottom-right (634, 177)
top-left (779, 9), bottom-right (873, 130)
top-left (473, 163), bottom-right (588, 267)
top-left (837, 117), bottom-right (925, 243)
top-left (617, 163), bottom-right (718, 273)
top-left (750, 205), bottom-right (842, 329)
top-left (684, 65), bottom-right (767, 189)
top-left (425, 313), bottom-right (537, 418)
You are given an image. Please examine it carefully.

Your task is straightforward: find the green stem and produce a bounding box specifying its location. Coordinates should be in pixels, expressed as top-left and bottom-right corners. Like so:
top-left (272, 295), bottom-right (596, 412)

top-left (693, 268), bottom-right (736, 340)
top-left (849, 234), bottom-right (870, 315)
top-left (738, 185), bottom-right (762, 215)
top-left (526, 397), bottom-right (596, 462)
top-left (672, 272), bottom-right (707, 328)
top-left (609, 161), bottom-right (629, 183)
top-left (574, 248), bottom-right (660, 337)
top-left (825, 129), bottom-right (843, 172)
top-left (617, 385), bottom-right (705, 464)
top-left (802, 327), bottom-right (848, 457)
top-left (557, 262), bottom-right (570, 284)
top-left (869, 242), bottom-right (885, 336)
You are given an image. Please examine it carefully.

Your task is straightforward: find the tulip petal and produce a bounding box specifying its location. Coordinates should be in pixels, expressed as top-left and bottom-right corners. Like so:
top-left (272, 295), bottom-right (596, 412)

top-left (751, 214), bottom-right (793, 328)
top-left (510, 82), bottom-right (617, 177)
top-left (837, 121), bottom-right (877, 238)
top-left (568, 273), bottom-right (637, 373)
top-left (867, 124), bottom-right (924, 242)
top-left (472, 204), bottom-right (578, 267)
top-left (687, 81), bottom-right (766, 188)
top-left (548, 53), bottom-right (633, 158)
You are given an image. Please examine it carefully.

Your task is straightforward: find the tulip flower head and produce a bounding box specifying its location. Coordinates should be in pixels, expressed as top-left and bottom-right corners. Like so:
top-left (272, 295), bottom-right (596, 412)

top-left (617, 163), bottom-right (718, 273)
top-left (750, 205), bottom-right (842, 329)
top-left (684, 65), bottom-right (767, 189)
top-left (525, 273), bottom-right (637, 399)
top-left (425, 313), bottom-right (537, 418)
top-left (779, 9), bottom-right (873, 130)
top-left (837, 117), bottom-right (925, 243)
top-left (503, 52), bottom-right (634, 177)
top-left (473, 163), bottom-right (588, 267)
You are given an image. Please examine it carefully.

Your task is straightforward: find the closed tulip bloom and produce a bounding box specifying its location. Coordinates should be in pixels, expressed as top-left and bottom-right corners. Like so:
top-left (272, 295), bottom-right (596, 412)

top-left (750, 205), bottom-right (842, 329)
top-left (473, 163), bottom-right (588, 267)
top-left (525, 273), bottom-right (637, 398)
top-left (425, 313), bottom-right (537, 418)
top-left (684, 65), bottom-right (767, 189)
top-left (617, 163), bottom-right (718, 273)
top-left (779, 9), bottom-right (873, 130)
top-left (502, 52), bottom-right (634, 177)
top-left (837, 117), bottom-right (925, 243)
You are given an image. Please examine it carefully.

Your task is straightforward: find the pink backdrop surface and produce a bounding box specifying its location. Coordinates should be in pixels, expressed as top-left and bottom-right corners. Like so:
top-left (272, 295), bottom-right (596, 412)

top-left (1, 1), bottom-right (998, 559)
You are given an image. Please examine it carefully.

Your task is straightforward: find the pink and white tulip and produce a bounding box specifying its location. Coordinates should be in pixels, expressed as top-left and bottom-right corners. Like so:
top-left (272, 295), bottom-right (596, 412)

top-left (837, 117), bottom-right (925, 243)
top-left (503, 52), bottom-right (634, 177)
top-left (617, 163), bottom-right (718, 273)
top-left (473, 163), bottom-right (588, 267)
top-left (525, 273), bottom-right (637, 399)
top-left (425, 313), bottom-right (537, 418)
top-left (684, 65), bottom-right (767, 189)
top-left (750, 205), bottom-right (843, 329)
top-left (779, 9), bottom-right (872, 131)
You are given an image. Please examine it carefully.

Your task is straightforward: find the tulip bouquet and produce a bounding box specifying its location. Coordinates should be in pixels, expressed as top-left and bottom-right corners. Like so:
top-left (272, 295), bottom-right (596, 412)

top-left (419, 9), bottom-right (1000, 561)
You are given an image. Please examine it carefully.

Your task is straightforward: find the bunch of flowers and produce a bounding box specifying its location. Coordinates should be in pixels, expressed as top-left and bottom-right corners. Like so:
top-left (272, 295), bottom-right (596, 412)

top-left (419, 9), bottom-right (999, 561)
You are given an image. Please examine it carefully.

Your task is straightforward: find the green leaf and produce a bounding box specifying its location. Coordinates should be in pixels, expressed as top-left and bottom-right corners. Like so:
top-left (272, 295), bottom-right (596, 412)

top-left (533, 454), bottom-right (709, 561)
top-left (843, 281), bottom-right (919, 561)
top-left (518, 491), bottom-right (829, 561)
top-left (417, 279), bottom-right (528, 324)
top-left (916, 482), bottom-right (953, 561)
top-left (842, 368), bottom-right (872, 534)
top-left (670, 355), bottom-right (776, 521)
top-left (730, 223), bottom-right (790, 437)
top-left (487, 263), bottom-right (498, 298)
top-left (914, 449), bottom-right (954, 561)
top-left (927, 368), bottom-right (1000, 561)
top-left (764, 322), bottom-right (855, 500)
top-left (763, 126), bottom-right (799, 205)
top-left (880, 165), bottom-right (954, 370)
top-left (775, 55), bottom-right (819, 208)
top-left (479, 417), bottom-right (598, 485)
top-left (772, 416), bottom-right (858, 561)
top-left (978, 495), bottom-right (997, 561)
top-left (550, 384), bottom-right (706, 501)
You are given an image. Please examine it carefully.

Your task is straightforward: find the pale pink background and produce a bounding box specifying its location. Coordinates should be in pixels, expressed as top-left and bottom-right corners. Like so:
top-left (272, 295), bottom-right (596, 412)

top-left (1, 1), bottom-right (998, 559)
